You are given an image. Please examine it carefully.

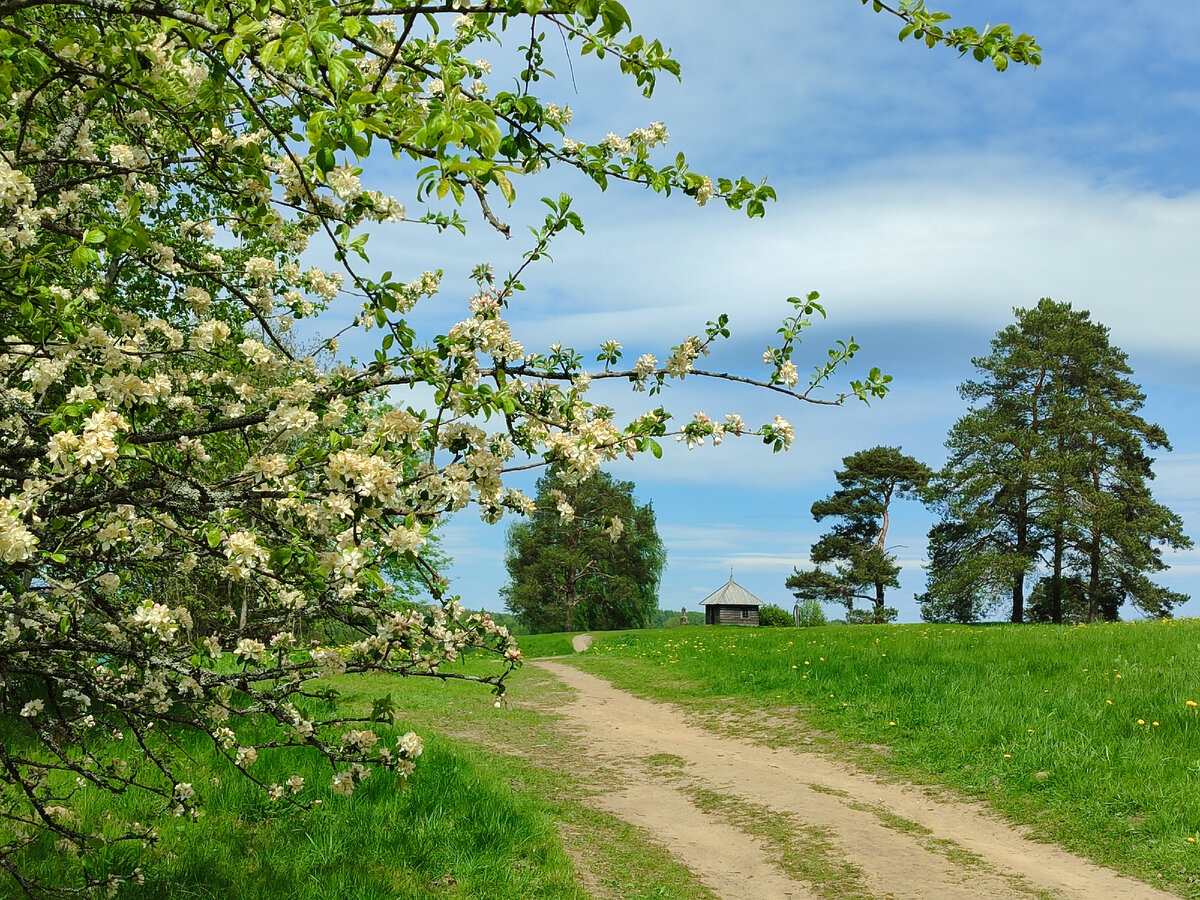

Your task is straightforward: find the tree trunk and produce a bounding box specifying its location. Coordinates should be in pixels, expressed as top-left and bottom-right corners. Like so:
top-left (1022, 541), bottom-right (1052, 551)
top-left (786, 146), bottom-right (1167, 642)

top-left (1087, 463), bottom-right (1103, 623)
top-left (876, 489), bottom-right (892, 552)
top-left (1051, 528), bottom-right (1064, 624)
top-left (1012, 490), bottom-right (1028, 623)
top-left (1088, 530), bottom-right (1102, 623)
top-left (564, 578), bottom-right (576, 632)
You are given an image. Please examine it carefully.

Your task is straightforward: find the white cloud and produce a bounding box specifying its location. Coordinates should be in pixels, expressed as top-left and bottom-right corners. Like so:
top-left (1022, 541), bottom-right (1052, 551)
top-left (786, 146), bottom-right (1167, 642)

top-left (503, 157), bottom-right (1200, 369)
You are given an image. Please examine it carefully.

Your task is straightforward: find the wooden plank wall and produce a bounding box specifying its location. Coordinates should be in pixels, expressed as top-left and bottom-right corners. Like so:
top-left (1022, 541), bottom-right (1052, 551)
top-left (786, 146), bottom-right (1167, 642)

top-left (715, 606), bottom-right (758, 626)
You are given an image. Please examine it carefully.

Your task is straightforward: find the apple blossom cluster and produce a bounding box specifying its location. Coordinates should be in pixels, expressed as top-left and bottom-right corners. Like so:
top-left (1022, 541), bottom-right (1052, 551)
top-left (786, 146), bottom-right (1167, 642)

top-left (0, 1), bottom-right (892, 895)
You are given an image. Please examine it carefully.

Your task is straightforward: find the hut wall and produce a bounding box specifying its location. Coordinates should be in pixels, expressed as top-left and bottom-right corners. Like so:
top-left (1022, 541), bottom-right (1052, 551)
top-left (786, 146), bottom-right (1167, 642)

top-left (713, 605), bottom-right (758, 626)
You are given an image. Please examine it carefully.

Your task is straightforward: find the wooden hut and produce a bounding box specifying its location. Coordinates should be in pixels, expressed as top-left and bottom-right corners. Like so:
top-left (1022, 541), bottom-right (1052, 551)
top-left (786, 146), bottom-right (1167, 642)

top-left (700, 577), bottom-right (764, 626)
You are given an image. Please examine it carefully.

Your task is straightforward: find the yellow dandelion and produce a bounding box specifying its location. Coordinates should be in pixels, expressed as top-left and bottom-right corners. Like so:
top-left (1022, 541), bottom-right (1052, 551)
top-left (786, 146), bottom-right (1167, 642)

top-left (1003, 753), bottom-right (1012, 759)
top-left (1026, 728), bottom-right (1034, 734)
top-left (1153, 721), bottom-right (1160, 727)
top-left (1106, 700), bottom-right (1113, 706)
top-left (1137, 719), bottom-right (1146, 725)
top-left (888, 721), bottom-right (896, 726)
top-left (1189, 837), bottom-right (1196, 844)
top-left (791, 665), bottom-right (798, 669)
top-left (1187, 700), bottom-right (1197, 708)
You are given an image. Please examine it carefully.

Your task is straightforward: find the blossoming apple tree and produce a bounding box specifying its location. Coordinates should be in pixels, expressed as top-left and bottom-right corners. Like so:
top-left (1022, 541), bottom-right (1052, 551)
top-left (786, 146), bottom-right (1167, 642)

top-left (0, 0), bottom-right (1037, 892)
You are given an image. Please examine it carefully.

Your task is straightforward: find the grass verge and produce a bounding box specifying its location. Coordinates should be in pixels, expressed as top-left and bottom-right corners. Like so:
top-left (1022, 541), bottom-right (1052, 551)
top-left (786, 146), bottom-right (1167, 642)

top-left (2, 659), bottom-right (713, 899)
top-left (560, 619), bottom-right (1200, 898)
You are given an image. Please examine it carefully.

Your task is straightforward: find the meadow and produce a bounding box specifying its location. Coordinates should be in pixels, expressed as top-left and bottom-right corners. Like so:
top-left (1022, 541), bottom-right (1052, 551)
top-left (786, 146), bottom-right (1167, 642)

top-left (8, 620), bottom-right (1200, 898)
top-left (1, 653), bottom-right (710, 900)
top-left (569, 619), bottom-right (1200, 895)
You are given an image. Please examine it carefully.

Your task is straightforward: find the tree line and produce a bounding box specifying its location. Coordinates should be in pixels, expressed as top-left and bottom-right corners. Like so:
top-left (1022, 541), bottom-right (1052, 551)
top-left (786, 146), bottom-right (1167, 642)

top-left (789, 299), bottom-right (1191, 624)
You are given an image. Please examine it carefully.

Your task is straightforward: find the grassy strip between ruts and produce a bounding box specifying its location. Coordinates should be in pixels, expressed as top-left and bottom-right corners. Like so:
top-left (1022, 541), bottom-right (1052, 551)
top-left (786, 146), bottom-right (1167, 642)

top-left (2, 659), bottom-right (714, 900)
top-left (555, 619), bottom-right (1200, 899)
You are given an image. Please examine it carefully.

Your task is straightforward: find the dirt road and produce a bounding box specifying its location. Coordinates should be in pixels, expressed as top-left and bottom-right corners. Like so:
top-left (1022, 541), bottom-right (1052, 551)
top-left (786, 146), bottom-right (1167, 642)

top-left (532, 657), bottom-right (1178, 900)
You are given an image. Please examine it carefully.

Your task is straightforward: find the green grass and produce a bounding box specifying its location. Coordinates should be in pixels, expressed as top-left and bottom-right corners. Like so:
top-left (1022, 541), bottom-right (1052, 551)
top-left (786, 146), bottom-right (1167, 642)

top-left (326, 662), bottom-right (716, 900)
top-left (563, 619), bottom-right (1200, 897)
top-left (513, 632), bottom-right (583, 658)
top-left (3, 658), bottom-right (714, 899)
top-left (18, 620), bottom-right (1200, 897)
top-left (10, 717), bottom-right (585, 899)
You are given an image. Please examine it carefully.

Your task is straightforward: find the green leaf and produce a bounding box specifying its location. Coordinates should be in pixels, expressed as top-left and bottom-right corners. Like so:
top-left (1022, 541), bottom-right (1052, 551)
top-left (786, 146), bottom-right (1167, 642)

top-left (327, 56), bottom-right (351, 93)
top-left (259, 38), bottom-right (280, 67)
top-left (369, 693), bottom-right (397, 724)
top-left (71, 246), bottom-right (98, 268)
top-left (223, 36), bottom-right (244, 66)
top-left (106, 230), bottom-right (133, 254)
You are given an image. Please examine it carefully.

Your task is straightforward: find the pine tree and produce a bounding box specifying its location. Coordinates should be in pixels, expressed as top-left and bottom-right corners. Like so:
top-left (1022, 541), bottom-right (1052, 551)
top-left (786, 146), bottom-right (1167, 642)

top-left (787, 446), bottom-right (931, 623)
top-left (924, 299), bottom-right (1190, 622)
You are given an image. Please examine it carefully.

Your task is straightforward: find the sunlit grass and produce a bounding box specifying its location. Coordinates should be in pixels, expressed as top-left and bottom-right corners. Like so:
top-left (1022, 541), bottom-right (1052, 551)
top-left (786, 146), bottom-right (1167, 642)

top-left (514, 632), bottom-right (582, 658)
top-left (3, 656), bottom-right (715, 899)
top-left (570, 619), bottom-right (1200, 897)
top-left (7, 709), bottom-right (586, 900)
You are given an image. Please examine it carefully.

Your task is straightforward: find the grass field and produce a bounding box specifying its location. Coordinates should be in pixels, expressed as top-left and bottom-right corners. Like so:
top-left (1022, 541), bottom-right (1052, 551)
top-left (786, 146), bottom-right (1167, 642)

top-left (562, 619), bottom-right (1200, 896)
top-left (3, 656), bottom-right (712, 900)
top-left (9, 620), bottom-right (1200, 898)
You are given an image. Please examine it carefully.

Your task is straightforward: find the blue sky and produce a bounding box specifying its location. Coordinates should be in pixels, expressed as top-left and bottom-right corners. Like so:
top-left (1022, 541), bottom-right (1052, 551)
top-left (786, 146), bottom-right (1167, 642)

top-left (355, 1), bottom-right (1200, 622)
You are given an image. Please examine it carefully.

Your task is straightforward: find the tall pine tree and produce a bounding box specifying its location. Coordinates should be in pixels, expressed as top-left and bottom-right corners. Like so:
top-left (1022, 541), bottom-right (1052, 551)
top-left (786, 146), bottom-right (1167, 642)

top-left (924, 299), bottom-right (1189, 623)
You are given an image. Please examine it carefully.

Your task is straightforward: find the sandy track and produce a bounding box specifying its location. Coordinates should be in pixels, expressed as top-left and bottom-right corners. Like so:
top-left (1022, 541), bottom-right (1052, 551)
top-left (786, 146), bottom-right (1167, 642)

top-left (532, 658), bottom-right (1177, 900)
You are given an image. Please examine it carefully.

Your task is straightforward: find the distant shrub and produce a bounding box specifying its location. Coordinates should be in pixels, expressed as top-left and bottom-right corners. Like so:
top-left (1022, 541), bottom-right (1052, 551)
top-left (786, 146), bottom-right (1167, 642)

top-left (794, 598), bottom-right (828, 627)
top-left (758, 604), bottom-right (794, 627)
top-left (845, 606), bottom-right (898, 625)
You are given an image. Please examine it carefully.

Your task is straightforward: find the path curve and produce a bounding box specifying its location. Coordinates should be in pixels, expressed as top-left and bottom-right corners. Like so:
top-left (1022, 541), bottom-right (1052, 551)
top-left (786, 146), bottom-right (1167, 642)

top-left (531, 659), bottom-right (1177, 900)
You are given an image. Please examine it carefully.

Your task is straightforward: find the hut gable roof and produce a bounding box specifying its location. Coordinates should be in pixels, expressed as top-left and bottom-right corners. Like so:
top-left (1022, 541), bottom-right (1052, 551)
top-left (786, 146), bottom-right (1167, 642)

top-left (699, 578), bottom-right (764, 607)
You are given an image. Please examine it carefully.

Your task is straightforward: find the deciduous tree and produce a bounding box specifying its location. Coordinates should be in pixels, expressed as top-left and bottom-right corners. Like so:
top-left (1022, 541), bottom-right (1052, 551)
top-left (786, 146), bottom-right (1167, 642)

top-left (0, 0), bottom-right (1037, 892)
top-left (502, 471), bottom-right (664, 633)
